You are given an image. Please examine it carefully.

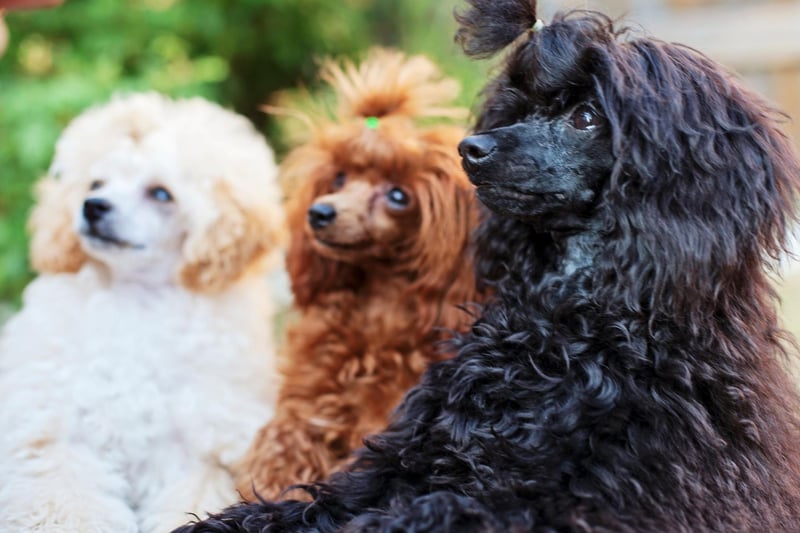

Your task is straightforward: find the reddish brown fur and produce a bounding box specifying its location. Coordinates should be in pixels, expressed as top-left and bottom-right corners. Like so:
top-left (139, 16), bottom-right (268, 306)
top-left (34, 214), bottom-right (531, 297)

top-left (235, 50), bottom-right (485, 500)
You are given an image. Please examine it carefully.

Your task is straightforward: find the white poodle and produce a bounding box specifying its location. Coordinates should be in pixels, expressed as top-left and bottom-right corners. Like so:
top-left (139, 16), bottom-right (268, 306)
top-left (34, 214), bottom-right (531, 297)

top-left (0, 93), bottom-right (284, 532)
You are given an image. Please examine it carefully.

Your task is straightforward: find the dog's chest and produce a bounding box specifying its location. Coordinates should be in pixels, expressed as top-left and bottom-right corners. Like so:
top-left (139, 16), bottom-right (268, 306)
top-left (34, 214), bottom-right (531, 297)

top-left (4, 276), bottom-right (274, 474)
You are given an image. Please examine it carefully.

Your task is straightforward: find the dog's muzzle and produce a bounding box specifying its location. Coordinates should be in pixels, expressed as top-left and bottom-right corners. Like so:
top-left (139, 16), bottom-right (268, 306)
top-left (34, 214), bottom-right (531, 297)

top-left (458, 134), bottom-right (497, 179)
top-left (83, 198), bottom-right (113, 224)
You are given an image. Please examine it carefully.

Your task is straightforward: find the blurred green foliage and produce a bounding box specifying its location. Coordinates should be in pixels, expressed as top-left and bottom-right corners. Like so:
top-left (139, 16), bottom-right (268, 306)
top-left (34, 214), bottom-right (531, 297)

top-left (0, 0), bottom-right (485, 307)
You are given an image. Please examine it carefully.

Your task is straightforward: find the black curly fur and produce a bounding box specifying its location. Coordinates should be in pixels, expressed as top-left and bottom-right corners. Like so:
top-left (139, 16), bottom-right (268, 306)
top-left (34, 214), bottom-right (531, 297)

top-left (174, 2), bottom-right (800, 531)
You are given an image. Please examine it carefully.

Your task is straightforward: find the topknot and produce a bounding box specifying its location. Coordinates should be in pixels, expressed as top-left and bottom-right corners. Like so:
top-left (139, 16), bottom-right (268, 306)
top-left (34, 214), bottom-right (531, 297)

top-left (455, 0), bottom-right (539, 59)
top-left (319, 48), bottom-right (467, 122)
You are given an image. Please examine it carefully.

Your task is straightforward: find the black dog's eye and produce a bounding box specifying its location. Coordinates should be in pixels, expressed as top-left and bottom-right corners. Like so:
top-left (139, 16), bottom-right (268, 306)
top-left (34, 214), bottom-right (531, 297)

top-left (148, 185), bottom-right (174, 203)
top-left (332, 172), bottom-right (346, 190)
top-left (386, 187), bottom-right (410, 209)
top-left (571, 104), bottom-right (603, 131)
top-left (89, 179), bottom-right (105, 191)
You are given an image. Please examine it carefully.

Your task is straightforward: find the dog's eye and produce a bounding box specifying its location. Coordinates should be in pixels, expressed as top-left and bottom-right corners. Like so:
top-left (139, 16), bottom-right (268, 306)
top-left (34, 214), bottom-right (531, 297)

top-left (386, 187), bottom-right (410, 209)
top-left (89, 179), bottom-right (105, 191)
top-left (148, 185), bottom-right (174, 203)
top-left (332, 172), bottom-right (346, 190)
top-left (571, 104), bottom-right (603, 131)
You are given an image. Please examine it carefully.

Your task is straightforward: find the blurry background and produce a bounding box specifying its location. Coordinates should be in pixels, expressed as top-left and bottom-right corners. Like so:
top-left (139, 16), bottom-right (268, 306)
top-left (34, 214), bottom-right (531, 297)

top-left (0, 0), bottom-right (485, 319)
top-left (1, 0), bottom-right (799, 331)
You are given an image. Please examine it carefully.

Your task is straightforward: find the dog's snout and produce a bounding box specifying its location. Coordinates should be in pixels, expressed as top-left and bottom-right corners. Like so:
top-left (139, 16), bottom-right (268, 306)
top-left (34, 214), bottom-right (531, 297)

top-left (308, 203), bottom-right (337, 230)
top-left (83, 198), bottom-right (112, 224)
top-left (458, 135), bottom-right (497, 165)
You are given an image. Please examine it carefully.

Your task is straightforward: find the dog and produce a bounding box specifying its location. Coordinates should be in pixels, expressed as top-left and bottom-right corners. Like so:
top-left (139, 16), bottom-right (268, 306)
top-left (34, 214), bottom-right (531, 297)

top-left (173, 2), bottom-right (800, 531)
top-left (0, 93), bottom-right (284, 532)
top-left (233, 49), bottom-right (483, 502)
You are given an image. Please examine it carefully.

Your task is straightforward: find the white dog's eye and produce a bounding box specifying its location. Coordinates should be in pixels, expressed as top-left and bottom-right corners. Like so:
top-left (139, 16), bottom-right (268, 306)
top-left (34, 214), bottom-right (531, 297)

top-left (148, 185), bottom-right (174, 203)
top-left (89, 179), bottom-right (105, 191)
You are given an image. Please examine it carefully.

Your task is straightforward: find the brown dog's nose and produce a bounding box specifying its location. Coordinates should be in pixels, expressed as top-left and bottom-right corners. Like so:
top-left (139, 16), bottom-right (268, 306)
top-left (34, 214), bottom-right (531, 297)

top-left (308, 203), bottom-right (337, 229)
top-left (83, 198), bottom-right (112, 224)
top-left (458, 135), bottom-right (497, 166)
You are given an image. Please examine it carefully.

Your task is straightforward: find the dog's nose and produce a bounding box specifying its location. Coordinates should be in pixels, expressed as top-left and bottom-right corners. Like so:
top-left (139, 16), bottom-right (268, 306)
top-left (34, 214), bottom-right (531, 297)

top-left (308, 203), bottom-right (337, 229)
top-left (83, 198), bottom-right (112, 223)
top-left (458, 135), bottom-right (497, 165)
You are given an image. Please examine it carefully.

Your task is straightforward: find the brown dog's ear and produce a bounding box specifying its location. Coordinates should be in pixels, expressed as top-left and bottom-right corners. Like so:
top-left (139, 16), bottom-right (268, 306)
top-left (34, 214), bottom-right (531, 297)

top-left (28, 176), bottom-right (88, 274)
top-left (407, 126), bottom-right (482, 334)
top-left (285, 220), bottom-right (360, 309)
top-left (282, 147), bottom-right (359, 308)
top-left (180, 182), bottom-right (282, 293)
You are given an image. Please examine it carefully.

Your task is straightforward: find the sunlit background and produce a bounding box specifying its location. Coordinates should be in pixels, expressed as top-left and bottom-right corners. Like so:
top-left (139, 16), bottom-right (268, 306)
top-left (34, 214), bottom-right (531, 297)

top-left (2, 0), bottom-right (800, 337)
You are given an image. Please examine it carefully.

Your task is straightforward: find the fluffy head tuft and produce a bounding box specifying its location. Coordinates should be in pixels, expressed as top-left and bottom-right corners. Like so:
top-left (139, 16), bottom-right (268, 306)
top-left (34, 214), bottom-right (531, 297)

top-left (320, 48), bottom-right (467, 122)
top-left (455, 0), bottom-right (539, 59)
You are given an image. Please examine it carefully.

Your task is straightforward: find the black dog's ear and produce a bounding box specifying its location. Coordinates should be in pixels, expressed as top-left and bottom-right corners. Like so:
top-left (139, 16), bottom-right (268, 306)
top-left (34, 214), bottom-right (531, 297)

top-left (594, 38), bottom-right (800, 318)
top-left (455, 0), bottom-right (539, 59)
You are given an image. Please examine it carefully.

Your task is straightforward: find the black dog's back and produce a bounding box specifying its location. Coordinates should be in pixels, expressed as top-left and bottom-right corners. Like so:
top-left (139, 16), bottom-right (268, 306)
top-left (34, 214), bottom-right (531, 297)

top-left (174, 2), bottom-right (800, 531)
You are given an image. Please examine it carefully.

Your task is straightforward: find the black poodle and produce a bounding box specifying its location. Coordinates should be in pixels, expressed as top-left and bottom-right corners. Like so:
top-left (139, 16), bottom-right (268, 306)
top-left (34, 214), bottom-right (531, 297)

top-left (175, 1), bottom-right (800, 531)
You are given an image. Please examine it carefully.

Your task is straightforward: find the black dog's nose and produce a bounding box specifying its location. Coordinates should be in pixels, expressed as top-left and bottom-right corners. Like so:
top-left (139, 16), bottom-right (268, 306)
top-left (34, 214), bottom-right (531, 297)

top-left (83, 198), bottom-right (112, 223)
top-left (458, 135), bottom-right (497, 165)
top-left (308, 203), bottom-right (337, 229)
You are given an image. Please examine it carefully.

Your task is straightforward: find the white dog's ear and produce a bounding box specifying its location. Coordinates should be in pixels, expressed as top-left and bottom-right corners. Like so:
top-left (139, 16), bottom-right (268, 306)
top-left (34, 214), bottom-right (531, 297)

top-left (28, 176), bottom-right (88, 274)
top-left (180, 182), bottom-right (282, 293)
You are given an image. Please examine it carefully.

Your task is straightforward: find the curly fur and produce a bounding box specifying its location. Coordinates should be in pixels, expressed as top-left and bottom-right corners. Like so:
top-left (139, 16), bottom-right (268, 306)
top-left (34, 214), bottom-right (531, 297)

top-left (31, 94), bottom-right (283, 291)
top-left (232, 49), bottom-right (484, 502)
top-left (0, 93), bottom-right (285, 532)
top-left (174, 3), bottom-right (800, 532)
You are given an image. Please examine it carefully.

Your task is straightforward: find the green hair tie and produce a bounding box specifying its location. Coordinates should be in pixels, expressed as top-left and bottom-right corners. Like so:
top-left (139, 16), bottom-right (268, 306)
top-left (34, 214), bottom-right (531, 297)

top-left (365, 116), bottom-right (380, 129)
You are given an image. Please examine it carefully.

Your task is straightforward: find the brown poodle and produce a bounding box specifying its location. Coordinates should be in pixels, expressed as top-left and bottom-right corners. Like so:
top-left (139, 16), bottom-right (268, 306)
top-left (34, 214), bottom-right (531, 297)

top-left (234, 49), bottom-right (485, 501)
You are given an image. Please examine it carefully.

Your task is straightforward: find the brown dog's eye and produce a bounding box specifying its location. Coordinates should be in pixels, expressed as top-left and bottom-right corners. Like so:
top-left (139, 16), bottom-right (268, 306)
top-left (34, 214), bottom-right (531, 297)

top-left (571, 104), bottom-right (603, 131)
top-left (148, 185), bottom-right (174, 203)
top-left (386, 187), bottom-right (410, 209)
top-left (89, 179), bottom-right (105, 191)
top-left (332, 172), bottom-right (346, 190)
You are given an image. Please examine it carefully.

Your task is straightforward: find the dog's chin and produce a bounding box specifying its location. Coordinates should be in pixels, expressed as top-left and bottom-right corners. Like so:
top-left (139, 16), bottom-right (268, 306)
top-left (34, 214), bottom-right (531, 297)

top-left (311, 237), bottom-right (372, 260)
top-left (80, 229), bottom-right (144, 251)
top-left (475, 185), bottom-right (591, 231)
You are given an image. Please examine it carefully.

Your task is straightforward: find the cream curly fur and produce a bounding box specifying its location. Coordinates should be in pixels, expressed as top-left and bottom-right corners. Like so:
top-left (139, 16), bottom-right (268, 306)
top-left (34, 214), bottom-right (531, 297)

top-left (0, 93), bottom-right (284, 532)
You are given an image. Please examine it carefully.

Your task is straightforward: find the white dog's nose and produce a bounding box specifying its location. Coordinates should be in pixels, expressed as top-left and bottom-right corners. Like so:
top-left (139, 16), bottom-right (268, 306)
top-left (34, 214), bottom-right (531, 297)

top-left (83, 198), bottom-right (112, 223)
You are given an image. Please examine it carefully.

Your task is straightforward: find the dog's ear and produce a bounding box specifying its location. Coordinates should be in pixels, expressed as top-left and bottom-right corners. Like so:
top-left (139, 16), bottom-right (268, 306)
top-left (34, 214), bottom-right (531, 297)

top-left (596, 39), bottom-right (800, 318)
top-left (285, 218), bottom-right (359, 309)
top-left (407, 126), bottom-right (482, 333)
top-left (180, 182), bottom-right (282, 293)
top-left (28, 176), bottom-right (88, 274)
top-left (281, 147), bottom-right (359, 308)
